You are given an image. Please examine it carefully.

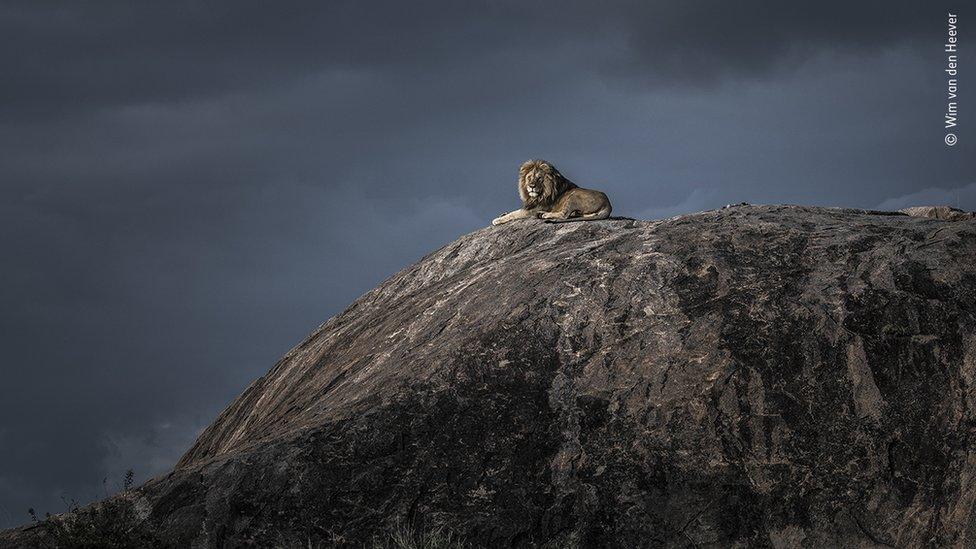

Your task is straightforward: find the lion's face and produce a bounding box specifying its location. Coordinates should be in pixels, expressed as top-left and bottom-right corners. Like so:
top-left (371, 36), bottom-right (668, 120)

top-left (518, 159), bottom-right (569, 208)
top-left (523, 172), bottom-right (545, 199)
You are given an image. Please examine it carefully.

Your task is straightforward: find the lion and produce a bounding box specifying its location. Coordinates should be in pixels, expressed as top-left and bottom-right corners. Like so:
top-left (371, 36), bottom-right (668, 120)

top-left (491, 159), bottom-right (612, 225)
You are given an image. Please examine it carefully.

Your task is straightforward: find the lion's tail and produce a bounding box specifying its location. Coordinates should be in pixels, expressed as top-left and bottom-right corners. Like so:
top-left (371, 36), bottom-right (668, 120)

top-left (547, 203), bottom-right (613, 223)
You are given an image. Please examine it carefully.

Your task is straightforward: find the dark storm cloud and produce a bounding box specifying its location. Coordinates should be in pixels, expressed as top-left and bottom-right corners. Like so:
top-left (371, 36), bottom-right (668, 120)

top-left (1, 0), bottom-right (972, 528)
top-left (0, 1), bottom-right (945, 122)
top-left (603, 1), bottom-right (938, 86)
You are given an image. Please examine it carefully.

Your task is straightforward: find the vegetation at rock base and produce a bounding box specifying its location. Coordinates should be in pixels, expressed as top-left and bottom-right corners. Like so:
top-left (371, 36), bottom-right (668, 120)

top-left (26, 470), bottom-right (160, 549)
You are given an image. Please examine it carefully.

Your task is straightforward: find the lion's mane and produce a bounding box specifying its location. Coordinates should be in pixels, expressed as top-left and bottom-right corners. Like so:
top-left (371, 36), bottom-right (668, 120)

top-left (518, 159), bottom-right (577, 209)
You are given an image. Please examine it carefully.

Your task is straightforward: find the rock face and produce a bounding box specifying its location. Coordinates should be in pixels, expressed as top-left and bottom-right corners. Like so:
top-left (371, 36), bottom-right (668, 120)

top-left (6, 205), bottom-right (976, 548)
top-left (899, 205), bottom-right (976, 221)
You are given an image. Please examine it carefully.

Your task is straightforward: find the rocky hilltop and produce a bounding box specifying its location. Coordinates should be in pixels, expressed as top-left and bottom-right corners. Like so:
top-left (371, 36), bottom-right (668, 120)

top-left (5, 205), bottom-right (976, 548)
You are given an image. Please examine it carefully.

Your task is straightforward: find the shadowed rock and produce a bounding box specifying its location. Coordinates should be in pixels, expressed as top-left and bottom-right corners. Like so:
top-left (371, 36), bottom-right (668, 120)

top-left (4, 205), bottom-right (976, 548)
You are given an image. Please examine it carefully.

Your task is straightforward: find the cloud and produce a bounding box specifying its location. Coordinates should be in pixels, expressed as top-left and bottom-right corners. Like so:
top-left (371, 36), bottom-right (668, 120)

top-left (875, 182), bottom-right (976, 212)
top-left (636, 187), bottom-right (723, 220)
top-left (0, 1), bottom-right (952, 123)
top-left (602, 1), bottom-right (941, 88)
top-left (101, 419), bottom-right (207, 489)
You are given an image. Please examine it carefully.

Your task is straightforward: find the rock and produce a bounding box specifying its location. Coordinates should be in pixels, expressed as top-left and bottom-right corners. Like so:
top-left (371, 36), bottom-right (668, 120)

top-left (899, 205), bottom-right (975, 221)
top-left (4, 205), bottom-right (976, 548)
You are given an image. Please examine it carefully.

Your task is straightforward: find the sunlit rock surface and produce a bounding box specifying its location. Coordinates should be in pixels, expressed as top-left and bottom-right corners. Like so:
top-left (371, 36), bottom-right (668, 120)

top-left (899, 205), bottom-right (975, 221)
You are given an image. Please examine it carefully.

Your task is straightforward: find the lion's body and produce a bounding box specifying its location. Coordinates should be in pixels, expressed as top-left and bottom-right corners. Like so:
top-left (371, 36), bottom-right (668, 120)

top-left (541, 187), bottom-right (612, 222)
top-left (492, 159), bottom-right (612, 225)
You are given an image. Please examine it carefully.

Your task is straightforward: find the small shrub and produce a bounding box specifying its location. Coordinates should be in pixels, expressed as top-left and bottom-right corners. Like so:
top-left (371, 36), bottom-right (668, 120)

top-left (373, 519), bottom-right (468, 549)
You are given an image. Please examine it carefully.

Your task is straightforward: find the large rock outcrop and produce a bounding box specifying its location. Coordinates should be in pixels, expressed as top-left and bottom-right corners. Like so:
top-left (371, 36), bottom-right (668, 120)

top-left (5, 205), bottom-right (976, 547)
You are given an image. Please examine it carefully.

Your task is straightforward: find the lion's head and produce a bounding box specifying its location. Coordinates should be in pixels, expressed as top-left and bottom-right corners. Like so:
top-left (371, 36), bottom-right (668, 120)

top-left (518, 159), bottom-right (575, 208)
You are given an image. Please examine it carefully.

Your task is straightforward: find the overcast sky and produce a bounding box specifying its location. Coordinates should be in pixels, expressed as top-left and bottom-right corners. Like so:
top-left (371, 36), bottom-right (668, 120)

top-left (1, 1), bottom-right (973, 527)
